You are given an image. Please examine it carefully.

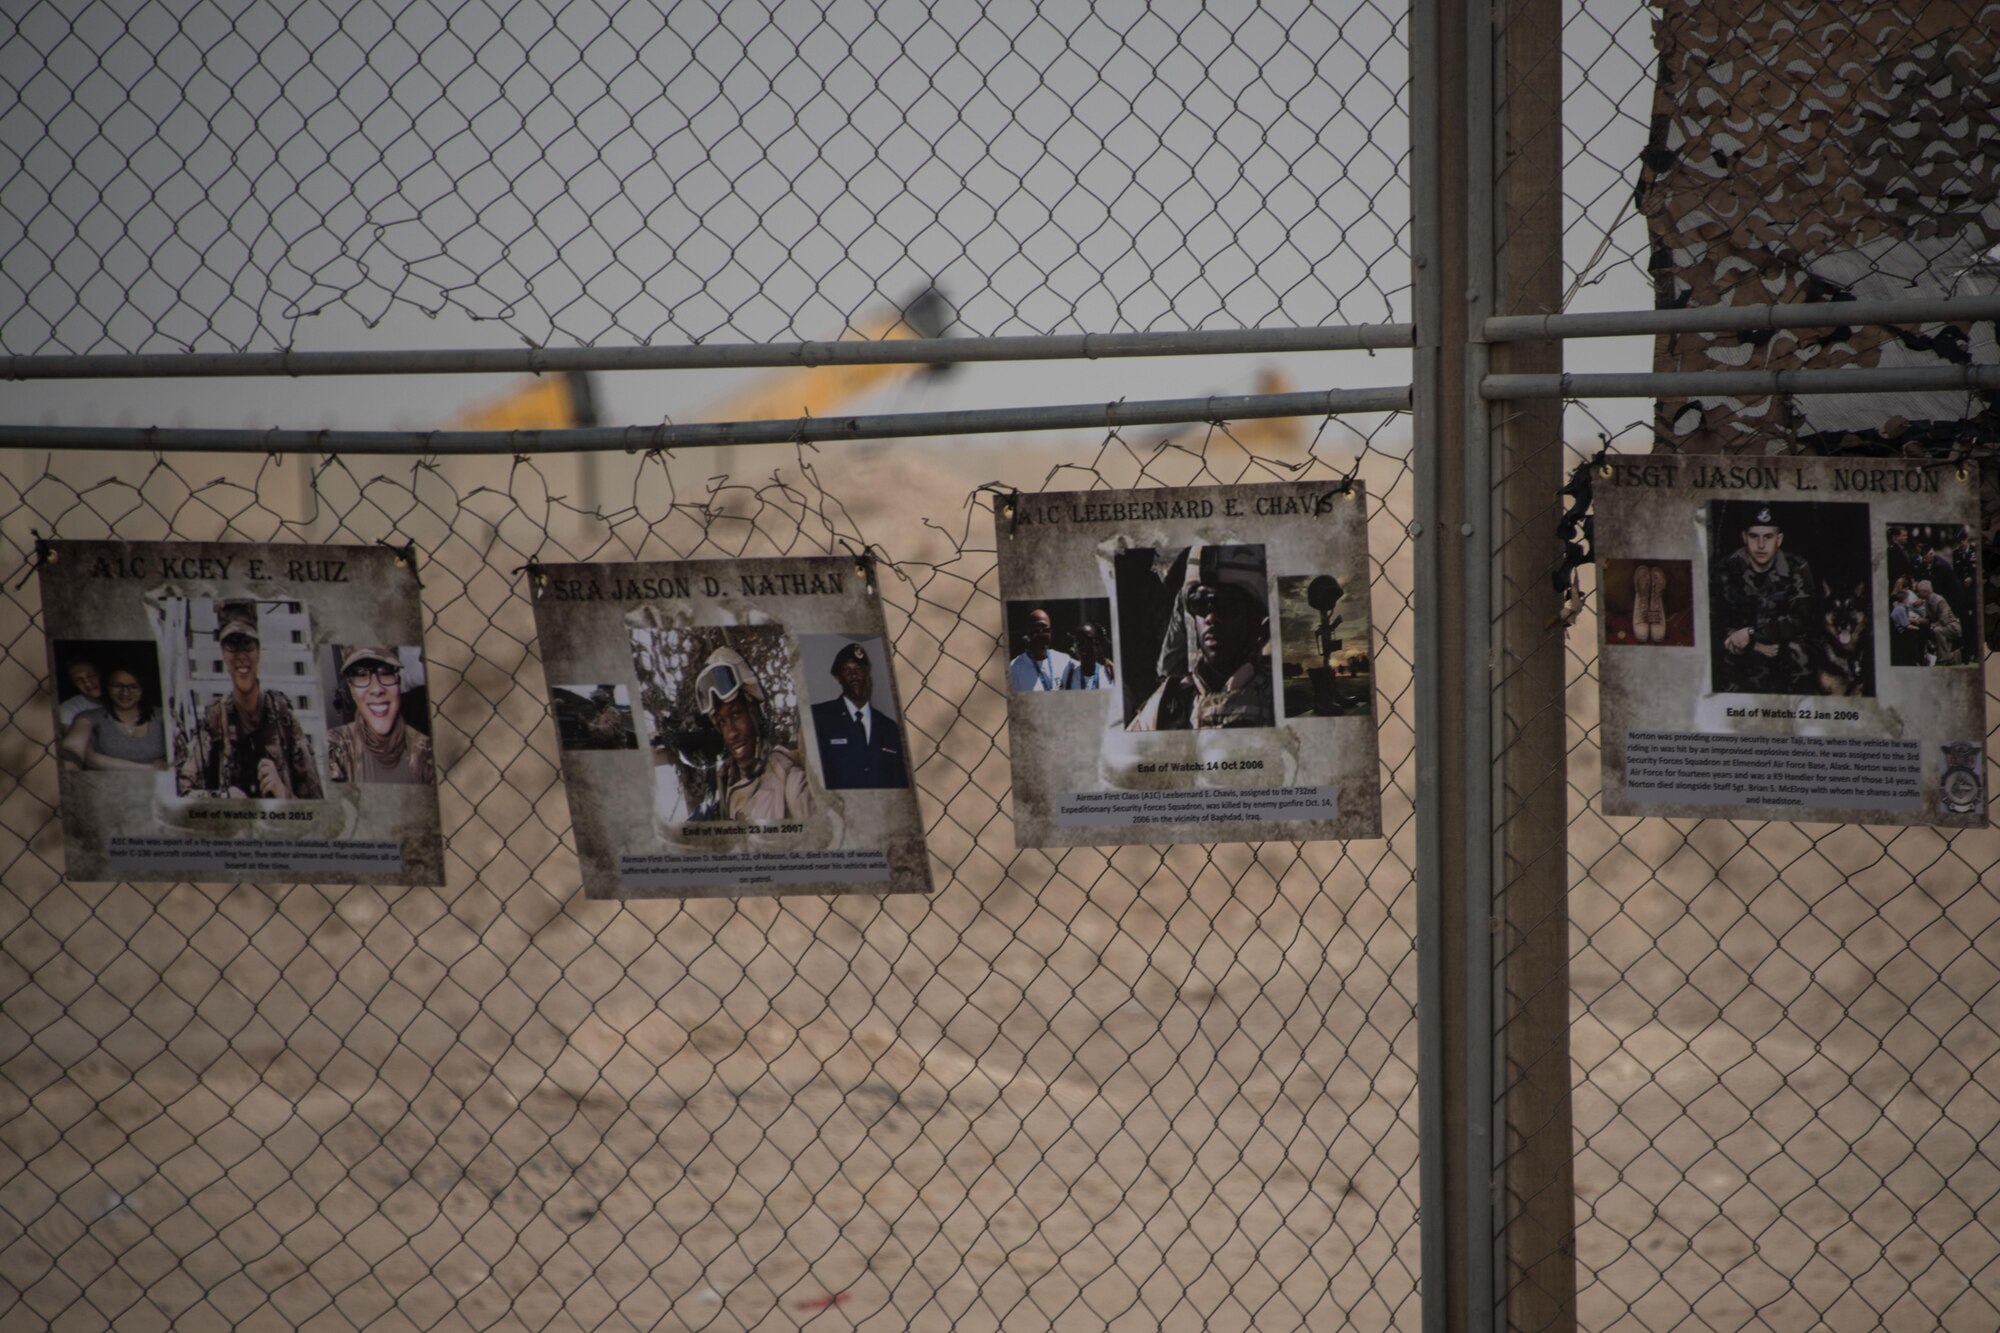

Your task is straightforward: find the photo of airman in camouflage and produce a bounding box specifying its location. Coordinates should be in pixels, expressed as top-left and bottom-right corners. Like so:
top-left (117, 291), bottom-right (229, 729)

top-left (180, 600), bottom-right (324, 798)
top-left (1710, 505), bottom-right (1816, 694)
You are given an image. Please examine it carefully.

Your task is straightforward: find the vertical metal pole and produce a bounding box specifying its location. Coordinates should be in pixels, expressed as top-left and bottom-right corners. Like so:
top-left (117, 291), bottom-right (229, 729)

top-left (1462, 0), bottom-right (1500, 1329)
top-left (1491, 0), bottom-right (1579, 1328)
top-left (1411, 1), bottom-right (1474, 1330)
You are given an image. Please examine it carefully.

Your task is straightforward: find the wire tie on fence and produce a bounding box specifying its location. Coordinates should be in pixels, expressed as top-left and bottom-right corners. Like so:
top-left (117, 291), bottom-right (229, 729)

top-left (1335, 451), bottom-right (1364, 497)
top-left (17, 533), bottom-right (53, 589)
top-left (1549, 567), bottom-right (1586, 631)
top-left (381, 539), bottom-right (422, 587)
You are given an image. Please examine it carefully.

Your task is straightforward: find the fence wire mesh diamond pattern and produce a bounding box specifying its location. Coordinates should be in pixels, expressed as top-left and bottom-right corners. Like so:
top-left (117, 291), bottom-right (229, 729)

top-left (0, 0), bottom-right (1411, 356)
top-left (1540, 428), bottom-right (2000, 1333)
top-left (0, 426), bottom-right (1422, 1331)
top-left (1545, 7), bottom-right (2000, 1318)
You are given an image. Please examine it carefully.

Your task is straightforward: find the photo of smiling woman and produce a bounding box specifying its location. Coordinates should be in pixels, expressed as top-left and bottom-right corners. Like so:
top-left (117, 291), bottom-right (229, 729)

top-left (60, 657), bottom-right (169, 772)
top-left (322, 645), bottom-right (435, 784)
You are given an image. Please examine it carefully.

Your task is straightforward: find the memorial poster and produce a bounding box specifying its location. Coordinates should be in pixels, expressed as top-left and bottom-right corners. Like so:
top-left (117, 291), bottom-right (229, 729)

top-left (40, 541), bottom-right (444, 883)
top-left (1597, 455), bottom-right (1986, 826)
top-left (528, 556), bottom-right (931, 898)
top-left (994, 480), bottom-right (1382, 847)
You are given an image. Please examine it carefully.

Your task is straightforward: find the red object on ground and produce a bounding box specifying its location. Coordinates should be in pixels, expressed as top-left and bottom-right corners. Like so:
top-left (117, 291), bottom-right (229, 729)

top-left (795, 1292), bottom-right (850, 1311)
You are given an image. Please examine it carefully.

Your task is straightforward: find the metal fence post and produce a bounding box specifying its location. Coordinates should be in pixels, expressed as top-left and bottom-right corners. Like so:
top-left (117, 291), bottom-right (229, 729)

top-left (1490, 0), bottom-right (1577, 1329)
top-left (1421, 0), bottom-right (1578, 1327)
top-left (1411, 1), bottom-right (1488, 1329)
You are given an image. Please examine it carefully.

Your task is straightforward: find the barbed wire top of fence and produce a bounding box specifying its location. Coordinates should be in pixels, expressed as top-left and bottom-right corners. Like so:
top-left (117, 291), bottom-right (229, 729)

top-left (0, 0), bottom-right (1411, 358)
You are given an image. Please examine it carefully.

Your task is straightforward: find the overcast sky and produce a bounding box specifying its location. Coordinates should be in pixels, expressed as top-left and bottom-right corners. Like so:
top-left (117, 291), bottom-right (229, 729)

top-left (1, 0), bottom-right (1655, 442)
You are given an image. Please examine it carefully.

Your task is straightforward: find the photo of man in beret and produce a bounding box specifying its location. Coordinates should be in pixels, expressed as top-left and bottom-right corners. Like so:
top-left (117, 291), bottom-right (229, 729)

top-left (809, 639), bottom-right (909, 790)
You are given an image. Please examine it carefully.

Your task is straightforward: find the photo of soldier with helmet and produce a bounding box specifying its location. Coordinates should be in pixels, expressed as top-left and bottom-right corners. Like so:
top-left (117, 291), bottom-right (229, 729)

top-left (632, 625), bottom-right (814, 827)
top-left (1115, 542), bottom-right (1276, 731)
top-left (173, 598), bottom-right (326, 799)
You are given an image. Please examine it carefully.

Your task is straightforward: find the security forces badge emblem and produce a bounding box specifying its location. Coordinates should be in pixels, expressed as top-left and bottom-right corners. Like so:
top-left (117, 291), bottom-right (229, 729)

top-left (1940, 742), bottom-right (1985, 816)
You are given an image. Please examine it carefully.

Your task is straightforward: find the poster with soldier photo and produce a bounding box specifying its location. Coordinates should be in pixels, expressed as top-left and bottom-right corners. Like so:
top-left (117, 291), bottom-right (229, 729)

top-left (993, 480), bottom-right (1382, 848)
top-left (526, 556), bottom-right (930, 898)
top-left (38, 540), bottom-right (444, 883)
top-left (1596, 456), bottom-right (1986, 826)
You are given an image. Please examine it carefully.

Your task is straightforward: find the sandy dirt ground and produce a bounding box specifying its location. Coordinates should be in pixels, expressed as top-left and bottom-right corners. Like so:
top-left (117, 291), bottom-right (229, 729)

top-left (3, 434), bottom-right (1996, 1331)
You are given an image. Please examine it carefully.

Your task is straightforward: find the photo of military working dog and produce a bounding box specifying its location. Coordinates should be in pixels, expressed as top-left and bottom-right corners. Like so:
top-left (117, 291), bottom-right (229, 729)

top-left (1706, 500), bottom-right (1875, 697)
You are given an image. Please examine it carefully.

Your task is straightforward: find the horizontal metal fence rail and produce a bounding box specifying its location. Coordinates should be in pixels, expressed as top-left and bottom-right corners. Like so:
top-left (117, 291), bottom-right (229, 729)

top-left (0, 388), bottom-right (1415, 456)
top-left (1486, 296), bottom-right (2000, 342)
top-left (1486, 365), bottom-right (2000, 401)
top-left (5, 326), bottom-right (1418, 381)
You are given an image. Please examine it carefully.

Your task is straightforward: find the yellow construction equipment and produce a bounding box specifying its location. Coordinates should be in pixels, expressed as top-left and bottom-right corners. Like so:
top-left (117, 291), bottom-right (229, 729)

top-left (693, 288), bottom-right (952, 424)
top-left (449, 289), bottom-right (951, 433)
top-left (451, 369), bottom-right (600, 431)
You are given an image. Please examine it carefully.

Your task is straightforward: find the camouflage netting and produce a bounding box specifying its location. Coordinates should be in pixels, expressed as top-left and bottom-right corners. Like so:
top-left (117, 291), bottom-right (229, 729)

top-left (1637, 0), bottom-right (2000, 642)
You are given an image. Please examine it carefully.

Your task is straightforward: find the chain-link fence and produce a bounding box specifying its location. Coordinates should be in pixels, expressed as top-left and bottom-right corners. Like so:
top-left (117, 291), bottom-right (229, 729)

top-left (1527, 1), bottom-right (2000, 1328)
top-left (0, 421), bottom-right (1425, 1331)
top-left (1552, 432), bottom-right (2000, 1332)
top-left (0, 0), bottom-right (1411, 356)
top-left (11, 0), bottom-right (2000, 1330)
